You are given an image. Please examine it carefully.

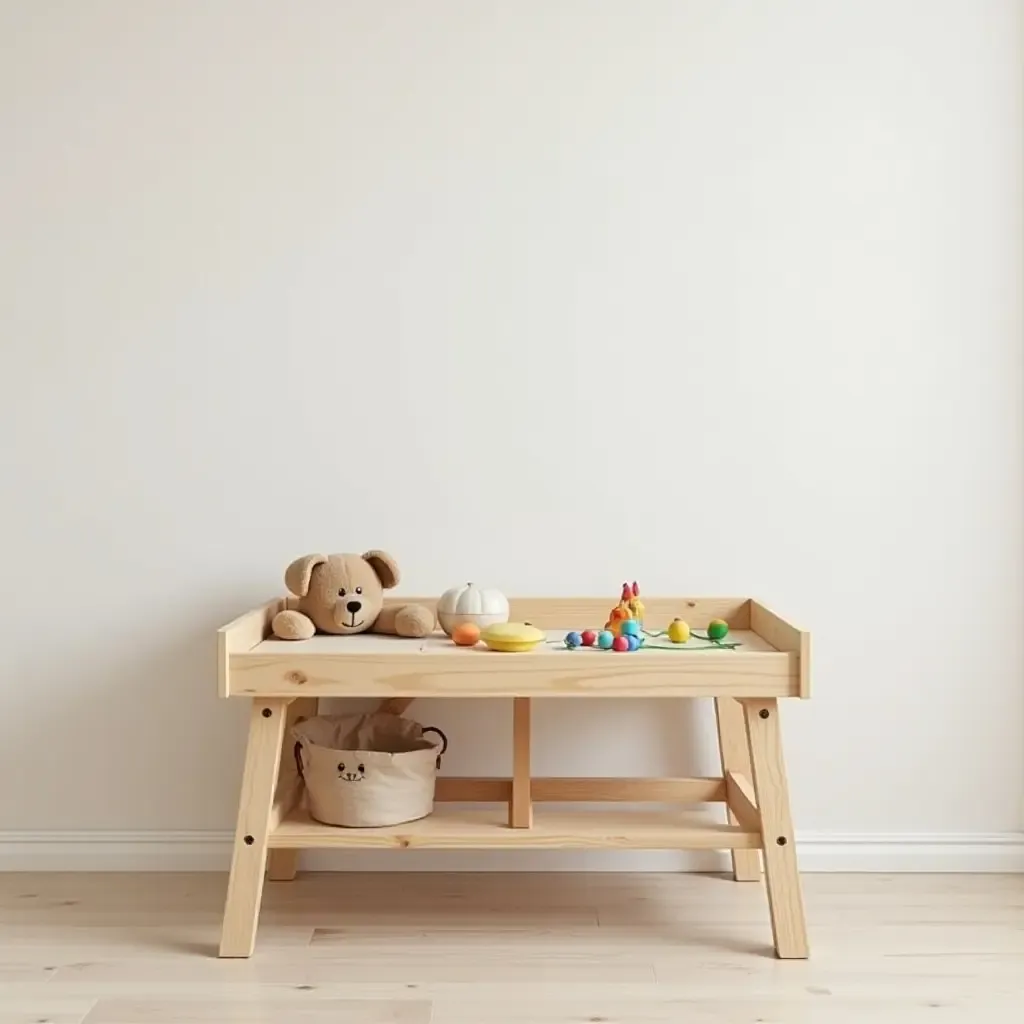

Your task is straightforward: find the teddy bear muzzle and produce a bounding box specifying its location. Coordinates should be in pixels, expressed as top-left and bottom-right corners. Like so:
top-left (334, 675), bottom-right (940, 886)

top-left (334, 598), bottom-right (365, 631)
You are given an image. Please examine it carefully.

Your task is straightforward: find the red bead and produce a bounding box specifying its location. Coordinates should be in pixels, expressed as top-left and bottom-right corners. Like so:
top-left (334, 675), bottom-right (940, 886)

top-left (581, 630), bottom-right (597, 646)
top-left (612, 635), bottom-right (630, 652)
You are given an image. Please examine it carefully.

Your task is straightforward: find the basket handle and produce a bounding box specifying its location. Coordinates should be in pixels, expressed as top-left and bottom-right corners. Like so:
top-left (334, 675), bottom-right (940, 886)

top-left (293, 740), bottom-right (305, 779)
top-left (422, 726), bottom-right (448, 769)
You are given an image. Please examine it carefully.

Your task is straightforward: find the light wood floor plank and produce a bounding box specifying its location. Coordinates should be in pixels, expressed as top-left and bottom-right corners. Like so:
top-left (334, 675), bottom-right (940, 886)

top-left (0, 998), bottom-right (95, 1024)
top-left (81, 999), bottom-right (429, 1023)
top-left (0, 872), bottom-right (1021, 1022)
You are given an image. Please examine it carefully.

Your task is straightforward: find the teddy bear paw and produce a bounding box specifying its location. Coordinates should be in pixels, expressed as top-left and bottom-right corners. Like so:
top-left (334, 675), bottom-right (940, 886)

top-left (272, 610), bottom-right (316, 640)
top-left (395, 605), bottom-right (434, 638)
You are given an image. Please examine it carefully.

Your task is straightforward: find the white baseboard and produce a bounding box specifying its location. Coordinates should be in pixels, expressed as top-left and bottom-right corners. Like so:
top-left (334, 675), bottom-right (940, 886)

top-left (1, 830), bottom-right (1021, 872)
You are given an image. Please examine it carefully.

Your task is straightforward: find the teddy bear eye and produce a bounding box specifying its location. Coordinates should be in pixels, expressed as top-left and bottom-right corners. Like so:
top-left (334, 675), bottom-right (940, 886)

top-left (355, 587), bottom-right (362, 595)
top-left (338, 588), bottom-right (346, 597)
top-left (358, 763), bottom-right (365, 773)
top-left (337, 762), bottom-right (345, 772)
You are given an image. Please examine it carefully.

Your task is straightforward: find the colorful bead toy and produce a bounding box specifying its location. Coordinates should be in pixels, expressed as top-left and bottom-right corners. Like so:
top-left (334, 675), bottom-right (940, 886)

top-left (667, 618), bottom-right (690, 643)
top-left (555, 585), bottom-right (741, 655)
top-left (707, 619), bottom-right (729, 641)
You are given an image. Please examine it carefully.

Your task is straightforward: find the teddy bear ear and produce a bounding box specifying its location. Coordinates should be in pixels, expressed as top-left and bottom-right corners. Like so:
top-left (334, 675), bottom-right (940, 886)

top-left (284, 554), bottom-right (327, 597)
top-left (363, 549), bottom-right (400, 589)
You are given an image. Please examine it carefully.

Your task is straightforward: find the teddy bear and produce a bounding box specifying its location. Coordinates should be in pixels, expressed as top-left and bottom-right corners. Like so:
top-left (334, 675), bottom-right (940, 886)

top-left (270, 550), bottom-right (435, 640)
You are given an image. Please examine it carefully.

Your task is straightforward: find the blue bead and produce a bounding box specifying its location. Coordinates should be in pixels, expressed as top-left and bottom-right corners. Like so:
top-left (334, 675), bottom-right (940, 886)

top-left (597, 630), bottom-right (615, 649)
top-left (621, 620), bottom-right (640, 637)
top-left (564, 631), bottom-right (582, 648)
top-left (625, 634), bottom-right (640, 651)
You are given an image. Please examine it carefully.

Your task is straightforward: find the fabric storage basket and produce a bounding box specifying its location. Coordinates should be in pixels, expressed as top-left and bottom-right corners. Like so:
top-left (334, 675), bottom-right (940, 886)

top-left (293, 712), bottom-right (447, 828)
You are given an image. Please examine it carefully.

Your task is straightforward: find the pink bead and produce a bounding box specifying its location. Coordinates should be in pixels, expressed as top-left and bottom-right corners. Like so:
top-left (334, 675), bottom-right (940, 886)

top-left (612, 635), bottom-right (630, 652)
top-left (581, 630), bottom-right (597, 646)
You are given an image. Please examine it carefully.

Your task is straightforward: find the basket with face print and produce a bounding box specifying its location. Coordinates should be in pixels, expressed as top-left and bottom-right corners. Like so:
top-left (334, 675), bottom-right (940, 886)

top-left (293, 712), bottom-right (447, 828)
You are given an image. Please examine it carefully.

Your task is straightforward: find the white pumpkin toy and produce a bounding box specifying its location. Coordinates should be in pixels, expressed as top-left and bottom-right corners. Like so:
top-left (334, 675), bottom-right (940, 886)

top-left (437, 583), bottom-right (510, 637)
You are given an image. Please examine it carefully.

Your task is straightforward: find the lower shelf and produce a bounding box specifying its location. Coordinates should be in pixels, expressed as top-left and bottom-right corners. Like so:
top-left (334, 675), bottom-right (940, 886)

top-left (269, 806), bottom-right (761, 851)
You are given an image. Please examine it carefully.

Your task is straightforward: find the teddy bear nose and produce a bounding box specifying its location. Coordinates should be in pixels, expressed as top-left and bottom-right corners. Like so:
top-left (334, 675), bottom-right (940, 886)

top-left (346, 600), bottom-right (362, 613)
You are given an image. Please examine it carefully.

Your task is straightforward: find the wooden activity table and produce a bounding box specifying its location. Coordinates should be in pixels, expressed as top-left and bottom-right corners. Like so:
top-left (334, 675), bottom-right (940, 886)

top-left (217, 596), bottom-right (810, 959)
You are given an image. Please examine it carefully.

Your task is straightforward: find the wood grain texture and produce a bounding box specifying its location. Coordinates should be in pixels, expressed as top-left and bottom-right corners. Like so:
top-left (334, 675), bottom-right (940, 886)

top-left (268, 807), bottom-right (760, 850)
top-left (2, 873), bottom-right (1021, 1023)
top-left (220, 598), bottom-right (807, 698)
top-left (217, 598), bottom-right (284, 698)
top-left (750, 600), bottom-right (810, 698)
top-left (434, 777), bottom-right (728, 804)
top-left (219, 698), bottom-right (290, 957)
top-left (744, 698), bottom-right (809, 958)
top-left (387, 596), bottom-right (753, 630)
top-left (724, 771), bottom-right (760, 834)
top-left (509, 698), bottom-right (533, 828)
top-left (714, 697), bottom-right (762, 881)
top-left (267, 697), bottom-right (319, 882)
top-left (228, 647), bottom-right (797, 698)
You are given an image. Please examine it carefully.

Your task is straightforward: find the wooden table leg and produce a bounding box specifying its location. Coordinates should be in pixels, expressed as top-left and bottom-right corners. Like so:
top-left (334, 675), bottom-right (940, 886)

top-left (715, 697), bottom-right (761, 881)
top-left (220, 697), bottom-right (291, 957)
top-left (267, 697), bottom-right (318, 882)
top-left (509, 697), bottom-right (532, 828)
top-left (743, 698), bottom-right (809, 959)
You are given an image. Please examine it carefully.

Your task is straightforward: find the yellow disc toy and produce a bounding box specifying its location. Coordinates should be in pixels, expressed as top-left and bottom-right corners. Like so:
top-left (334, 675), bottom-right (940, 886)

top-left (480, 621), bottom-right (546, 653)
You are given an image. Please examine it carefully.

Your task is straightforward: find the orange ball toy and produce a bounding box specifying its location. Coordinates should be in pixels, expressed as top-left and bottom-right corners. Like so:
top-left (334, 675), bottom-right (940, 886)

top-left (452, 622), bottom-right (482, 647)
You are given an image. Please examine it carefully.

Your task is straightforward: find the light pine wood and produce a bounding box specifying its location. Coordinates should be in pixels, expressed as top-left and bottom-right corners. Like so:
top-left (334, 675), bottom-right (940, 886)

top-left (743, 698), bottom-right (809, 958)
top-left (216, 595), bottom-right (809, 959)
top-left (266, 697), bottom-right (319, 882)
top-left (388, 596), bottom-right (753, 630)
top-left (219, 697), bottom-right (291, 957)
top-left (509, 699), bottom-right (532, 828)
top-left (751, 600), bottom-right (810, 697)
top-left (229, 643), bottom-right (796, 698)
top-left (714, 697), bottom-right (762, 881)
top-left (269, 806), bottom-right (759, 850)
top-left (435, 777), bottom-right (726, 802)
top-left (2, 873), bottom-right (1021, 1023)
top-left (724, 771), bottom-right (760, 834)
top-left (216, 597), bottom-right (284, 697)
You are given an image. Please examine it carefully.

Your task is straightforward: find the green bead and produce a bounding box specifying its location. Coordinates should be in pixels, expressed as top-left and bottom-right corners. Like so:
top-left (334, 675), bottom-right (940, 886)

top-left (707, 619), bottom-right (729, 641)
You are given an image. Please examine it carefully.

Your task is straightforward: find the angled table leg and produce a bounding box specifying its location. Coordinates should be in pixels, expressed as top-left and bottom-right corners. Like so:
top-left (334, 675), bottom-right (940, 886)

top-left (743, 698), bottom-right (809, 959)
top-left (220, 697), bottom-right (291, 957)
top-left (715, 697), bottom-right (762, 881)
top-left (267, 697), bottom-right (319, 882)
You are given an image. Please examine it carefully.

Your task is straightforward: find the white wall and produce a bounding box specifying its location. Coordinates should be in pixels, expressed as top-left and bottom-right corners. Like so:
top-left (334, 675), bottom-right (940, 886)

top-left (1, 0), bottom-right (1022, 870)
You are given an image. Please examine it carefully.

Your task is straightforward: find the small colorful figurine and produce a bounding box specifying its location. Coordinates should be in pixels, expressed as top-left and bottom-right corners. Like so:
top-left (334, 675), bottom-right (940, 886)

top-left (627, 582), bottom-right (645, 628)
top-left (604, 581), bottom-right (645, 636)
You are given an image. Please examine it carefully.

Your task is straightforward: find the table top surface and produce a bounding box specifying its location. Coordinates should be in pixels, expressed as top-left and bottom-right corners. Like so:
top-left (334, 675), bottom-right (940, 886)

top-left (220, 598), bottom-right (808, 698)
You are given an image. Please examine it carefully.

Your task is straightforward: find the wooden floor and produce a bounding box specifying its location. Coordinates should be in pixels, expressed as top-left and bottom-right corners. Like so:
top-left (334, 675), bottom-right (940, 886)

top-left (1, 872), bottom-right (1022, 1023)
